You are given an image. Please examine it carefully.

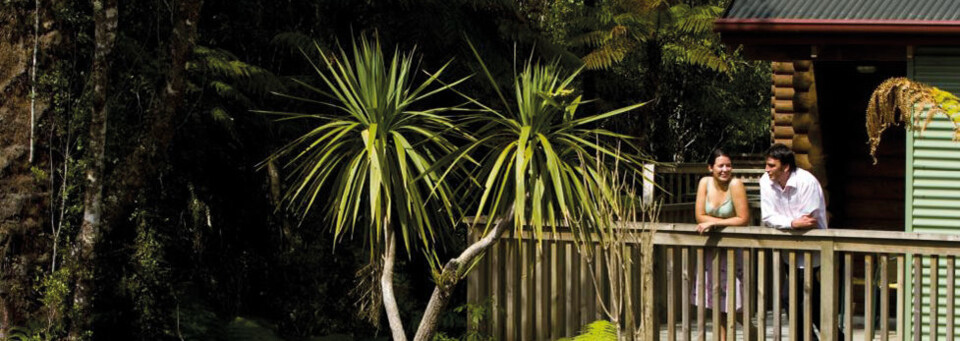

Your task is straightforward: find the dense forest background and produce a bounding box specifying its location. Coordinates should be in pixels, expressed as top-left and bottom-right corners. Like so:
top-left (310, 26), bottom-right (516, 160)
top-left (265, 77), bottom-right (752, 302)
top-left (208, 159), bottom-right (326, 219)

top-left (0, 0), bottom-right (769, 339)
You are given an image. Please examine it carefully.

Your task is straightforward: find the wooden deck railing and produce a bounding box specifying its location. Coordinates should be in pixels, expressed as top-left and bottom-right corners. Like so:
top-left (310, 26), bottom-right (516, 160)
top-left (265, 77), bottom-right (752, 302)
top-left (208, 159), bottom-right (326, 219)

top-left (654, 162), bottom-right (764, 225)
top-left (466, 223), bottom-right (960, 340)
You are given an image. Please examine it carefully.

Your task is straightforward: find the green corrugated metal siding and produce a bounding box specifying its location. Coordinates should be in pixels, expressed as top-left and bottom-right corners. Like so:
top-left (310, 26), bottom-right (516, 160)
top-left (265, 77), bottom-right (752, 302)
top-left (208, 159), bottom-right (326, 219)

top-left (908, 48), bottom-right (960, 340)
top-left (724, 0), bottom-right (960, 20)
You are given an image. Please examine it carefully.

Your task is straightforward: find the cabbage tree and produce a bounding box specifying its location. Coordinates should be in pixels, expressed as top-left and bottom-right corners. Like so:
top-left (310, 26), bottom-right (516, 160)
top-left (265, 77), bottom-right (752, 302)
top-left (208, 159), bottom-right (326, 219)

top-left (413, 45), bottom-right (649, 340)
top-left (261, 36), bottom-right (469, 341)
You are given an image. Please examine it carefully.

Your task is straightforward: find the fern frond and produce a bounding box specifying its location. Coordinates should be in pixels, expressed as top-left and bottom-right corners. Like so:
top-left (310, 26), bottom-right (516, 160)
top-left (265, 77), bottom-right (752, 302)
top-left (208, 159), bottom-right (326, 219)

top-left (670, 4), bottom-right (722, 35)
top-left (866, 77), bottom-right (960, 163)
top-left (560, 320), bottom-right (618, 341)
top-left (568, 30), bottom-right (613, 48)
top-left (582, 39), bottom-right (635, 70)
top-left (663, 42), bottom-right (730, 74)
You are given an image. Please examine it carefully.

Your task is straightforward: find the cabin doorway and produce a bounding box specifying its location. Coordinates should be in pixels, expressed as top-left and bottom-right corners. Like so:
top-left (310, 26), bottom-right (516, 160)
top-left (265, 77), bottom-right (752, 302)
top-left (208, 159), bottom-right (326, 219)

top-left (816, 61), bottom-right (907, 231)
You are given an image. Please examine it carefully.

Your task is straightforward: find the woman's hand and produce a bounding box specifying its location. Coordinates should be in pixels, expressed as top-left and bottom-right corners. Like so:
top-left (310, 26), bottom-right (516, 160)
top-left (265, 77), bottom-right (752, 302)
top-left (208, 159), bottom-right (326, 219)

top-left (696, 222), bottom-right (716, 234)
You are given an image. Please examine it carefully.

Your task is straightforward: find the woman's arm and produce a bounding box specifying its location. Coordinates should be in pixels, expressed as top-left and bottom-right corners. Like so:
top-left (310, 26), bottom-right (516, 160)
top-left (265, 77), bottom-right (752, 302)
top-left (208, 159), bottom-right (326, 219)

top-left (697, 178), bottom-right (750, 232)
top-left (695, 177), bottom-right (721, 224)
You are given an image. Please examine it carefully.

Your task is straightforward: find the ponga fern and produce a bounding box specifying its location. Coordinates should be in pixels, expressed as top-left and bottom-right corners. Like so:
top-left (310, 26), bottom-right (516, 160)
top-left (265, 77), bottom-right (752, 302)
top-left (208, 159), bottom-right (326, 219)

top-left (866, 77), bottom-right (960, 163)
top-left (559, 320), bottom-right (619, 341)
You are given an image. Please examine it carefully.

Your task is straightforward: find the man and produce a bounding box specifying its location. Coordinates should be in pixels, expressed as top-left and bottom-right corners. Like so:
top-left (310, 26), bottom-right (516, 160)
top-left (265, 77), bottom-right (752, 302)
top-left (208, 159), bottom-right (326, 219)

top-left (759, 143), bottom-right (829, 340)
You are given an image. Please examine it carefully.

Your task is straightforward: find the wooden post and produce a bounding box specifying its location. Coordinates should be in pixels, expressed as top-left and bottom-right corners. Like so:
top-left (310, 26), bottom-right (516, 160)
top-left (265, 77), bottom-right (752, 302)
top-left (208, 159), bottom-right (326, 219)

top-left (932, 255), bottom-right (939, 341)
top-left (758, 249), bottom-right (767, 341)
top-left (642, 163), bottom-right (655, 207)
top-left (682, 247), bottom-right (691, 341)
top-left (866, 254), bottom-right (875, 341)
top-left (697, 248), bottom-right (705, 341)
top-left (881, 255), bottom-right (890, 341)
top-left (668, 247), bottom-right (677, 341)
top-left (844, 253), bottom-right (853, 341)
top-left (898, 255), bottom-right (905, 341)
top-left (713, 250), bottom-right (721, 339)
top-left (820, 242), bottom-right (837, 341)
top-left (789, 251), bottom-right (797, 341)
top-left (774, 251), bottom-right (782, 341)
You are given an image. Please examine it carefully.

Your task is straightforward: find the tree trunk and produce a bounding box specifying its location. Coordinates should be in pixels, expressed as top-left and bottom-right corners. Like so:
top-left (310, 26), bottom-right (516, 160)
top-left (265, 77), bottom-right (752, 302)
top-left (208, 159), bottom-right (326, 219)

top-left (71, 0), bottom-right (202, 337)
top-left (413, 214), bottom-right (511, 341)
top-left (102, 0), bottom-right (202, 227)
top-left (382, 223), bottom-right (408, 341)
top-left (71, 0), bottom-right (118, 337)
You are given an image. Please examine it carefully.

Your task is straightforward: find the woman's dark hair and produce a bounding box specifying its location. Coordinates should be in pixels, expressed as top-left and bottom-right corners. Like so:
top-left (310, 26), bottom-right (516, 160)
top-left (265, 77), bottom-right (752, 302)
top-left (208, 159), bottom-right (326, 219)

top-left (765, 143), bottom-right (797, 173)
top-left (706, 149), bottom-right (730, 167)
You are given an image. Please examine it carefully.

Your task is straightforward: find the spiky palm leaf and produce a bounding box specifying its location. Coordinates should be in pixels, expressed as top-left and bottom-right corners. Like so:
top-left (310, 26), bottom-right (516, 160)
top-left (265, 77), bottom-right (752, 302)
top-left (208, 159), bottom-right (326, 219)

top-left (866, 77), bottom-right (960, 163)
top-left (452, 42), bottom-right (649, 246)
top-left (262, 36), bottom-right (471, 268)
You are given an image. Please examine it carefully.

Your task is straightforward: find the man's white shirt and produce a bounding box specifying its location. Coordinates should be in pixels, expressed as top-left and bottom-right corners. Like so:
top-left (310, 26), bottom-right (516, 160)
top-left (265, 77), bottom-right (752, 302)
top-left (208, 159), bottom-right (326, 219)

top-left (759, 167), bottom-right (827, 267)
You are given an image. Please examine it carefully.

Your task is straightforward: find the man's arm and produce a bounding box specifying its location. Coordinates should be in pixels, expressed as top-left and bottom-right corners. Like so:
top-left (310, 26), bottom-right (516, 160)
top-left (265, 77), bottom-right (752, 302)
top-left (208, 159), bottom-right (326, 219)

top-left (760, 178), bottom-right (794, 229)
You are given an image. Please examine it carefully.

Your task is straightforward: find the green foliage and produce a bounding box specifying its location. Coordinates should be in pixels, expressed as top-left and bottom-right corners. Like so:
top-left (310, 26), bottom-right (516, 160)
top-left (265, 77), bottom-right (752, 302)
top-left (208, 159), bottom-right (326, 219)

top-left (264, 35), bottom-right (471, 269)
top-left (558, 320), bottom-right (618, 341)
top-left (571, 0), bottom-right (729, 73)
top-left (458, 42), bottom-right (649, 244)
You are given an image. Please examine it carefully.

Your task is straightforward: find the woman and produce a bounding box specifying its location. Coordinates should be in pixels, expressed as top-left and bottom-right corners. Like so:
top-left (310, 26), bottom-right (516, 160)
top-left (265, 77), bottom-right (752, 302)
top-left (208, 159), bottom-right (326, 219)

top-left (692, 149), bottom-right (750, 340)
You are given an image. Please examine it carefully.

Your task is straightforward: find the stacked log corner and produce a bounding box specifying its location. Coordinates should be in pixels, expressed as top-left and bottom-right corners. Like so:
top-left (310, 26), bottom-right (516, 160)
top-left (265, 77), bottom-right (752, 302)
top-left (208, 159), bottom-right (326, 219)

top-left (770, 61), bottom-right (828, 187)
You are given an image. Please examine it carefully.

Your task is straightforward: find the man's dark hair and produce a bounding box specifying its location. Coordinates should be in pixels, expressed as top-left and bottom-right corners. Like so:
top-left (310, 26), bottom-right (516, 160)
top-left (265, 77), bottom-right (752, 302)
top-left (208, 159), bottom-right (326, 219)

top-left (765, 143), bottom-right (797, 173)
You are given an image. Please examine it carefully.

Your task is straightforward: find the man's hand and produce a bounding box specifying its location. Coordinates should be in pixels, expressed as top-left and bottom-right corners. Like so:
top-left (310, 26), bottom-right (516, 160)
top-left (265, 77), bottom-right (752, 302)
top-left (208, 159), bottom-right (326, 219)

top-left (790, 215), bottom-right (817, 229)
top-left (697, 222), bottom-right (716, 234)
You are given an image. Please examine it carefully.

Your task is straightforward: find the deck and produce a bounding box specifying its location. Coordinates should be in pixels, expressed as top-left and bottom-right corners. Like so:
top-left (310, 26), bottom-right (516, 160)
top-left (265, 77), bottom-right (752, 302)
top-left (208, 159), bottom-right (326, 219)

top-left (466, 223), bottom-right (960, 340)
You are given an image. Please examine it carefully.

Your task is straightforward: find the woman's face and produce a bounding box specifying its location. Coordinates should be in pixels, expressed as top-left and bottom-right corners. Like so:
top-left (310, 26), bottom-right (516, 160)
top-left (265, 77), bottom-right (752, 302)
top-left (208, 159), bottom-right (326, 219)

top-left (709, 155), bottom-right (733, 182)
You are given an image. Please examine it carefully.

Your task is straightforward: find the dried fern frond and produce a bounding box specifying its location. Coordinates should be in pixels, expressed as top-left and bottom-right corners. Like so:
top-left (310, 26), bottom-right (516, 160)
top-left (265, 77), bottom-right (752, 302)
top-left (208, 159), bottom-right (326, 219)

top-left (351, 260), bottom-right (383, 328)
top-left (866, 77), bottom-right (960, 164)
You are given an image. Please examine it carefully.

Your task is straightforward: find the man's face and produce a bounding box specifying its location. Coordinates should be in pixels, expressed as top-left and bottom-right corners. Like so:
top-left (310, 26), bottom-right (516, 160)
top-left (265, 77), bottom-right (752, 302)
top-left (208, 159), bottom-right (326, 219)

top-left (765, 157), bottom-right (789, 184)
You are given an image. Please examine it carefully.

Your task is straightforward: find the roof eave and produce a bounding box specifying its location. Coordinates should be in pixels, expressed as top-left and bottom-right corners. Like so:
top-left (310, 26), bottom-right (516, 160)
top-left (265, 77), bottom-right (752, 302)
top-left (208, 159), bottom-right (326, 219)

top-left (715, 18), bottom-right (960, 35)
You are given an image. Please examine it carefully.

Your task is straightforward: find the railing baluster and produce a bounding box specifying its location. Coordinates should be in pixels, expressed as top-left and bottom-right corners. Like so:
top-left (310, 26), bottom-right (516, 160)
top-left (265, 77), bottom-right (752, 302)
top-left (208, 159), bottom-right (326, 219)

top-left (728, 249), bottom-right (736, 341)
top-left (743, 249), bottom-right (753, 341)
top-left (566, 241), bottom-right (579, 336)
top-left (758, 249), bottom-right (767, 341)
top-left (845, 253), bottom-right (853, 341)
top-left (698, 247), bottom-right (706, 341)
top-left (491, 233), bottom-right (502, 338)
top-left (866, 254), bottom-right (874, 341)
top-left (774, 251), bottom-right (782, 341)
top-left (897, 255), bottom-right (905, 341)
top-left (505, 238), bottom-right (517, 341)
top-left (522, 239), bottom-right (532, 341)
top-left (932, 255), bottom-right (940, 341)
top-left (789, 251), bottom-right (797, 341)
top-left (551, 238), bottom-right (562, 339)
top-left (881, 255), bottom-right (890, 341)
top-left (821, 241), bottom-right (837, 341)
top-left (592, 243), bottom-right (610, 321)
top-left (669, 246), bottom-right (676, 341)
top-left (580, 244), bottom-right (592, 329)
top-left (534, 240), bottom-right (544, 340)
top-left (948, 255), bottom-right (955, 341)
top-left (683, 247), bottom-right (691, 341)
top-left (804, 252), bottom-right (812, 341)
top-left (713, 249), bottom-right (721, 340)
top-left (914, 255), bottom-right (922, 341)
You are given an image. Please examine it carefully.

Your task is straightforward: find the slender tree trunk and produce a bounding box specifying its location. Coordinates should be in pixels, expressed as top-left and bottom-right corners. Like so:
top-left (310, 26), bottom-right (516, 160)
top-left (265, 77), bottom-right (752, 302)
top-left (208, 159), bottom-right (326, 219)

top-left (413, 214), bottom-right (511, 341)
top-left (102, 0), bottom-right (202, 226)
top-left (71, 0), bottom-right (118, 337)
top-left (382, 223), bottom-right (408, 341)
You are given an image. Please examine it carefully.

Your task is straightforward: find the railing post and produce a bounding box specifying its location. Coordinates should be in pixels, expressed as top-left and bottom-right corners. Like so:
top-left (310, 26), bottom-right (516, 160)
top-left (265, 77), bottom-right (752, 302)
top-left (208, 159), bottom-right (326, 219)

top-left (642, 163), bottom-right (655, 208)
top-left (820, 240), bottom-right (837, 341)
